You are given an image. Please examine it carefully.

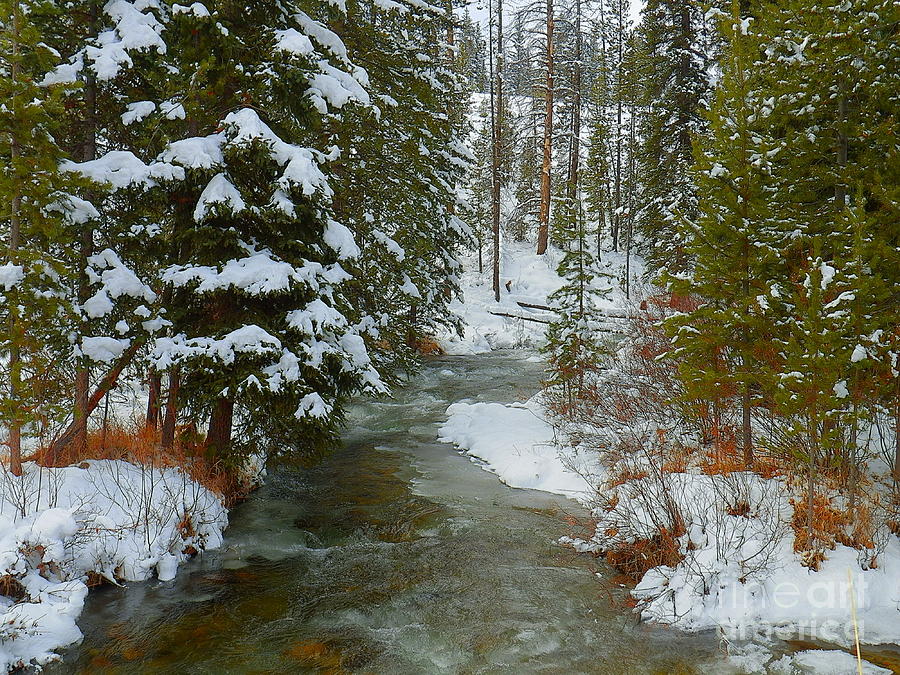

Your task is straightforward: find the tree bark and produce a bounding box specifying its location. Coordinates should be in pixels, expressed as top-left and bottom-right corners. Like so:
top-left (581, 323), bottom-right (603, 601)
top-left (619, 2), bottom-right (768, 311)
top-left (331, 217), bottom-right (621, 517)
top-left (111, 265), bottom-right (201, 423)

top-left (612, 1), bottom-right (624, 252)
top-left (566, 0), bottom-right (582, 231)
top-left (161, 367), bottom-right (180, 449)
top-left (206, 396), bottom-right (235, 458)
top-left (807, 413), bottom-right (818, 550)
top-left (893, 379), bottom-right (900, 488)
top-left (46, 340), bottom-right (143, 462)
top-left (536, 0), bottom-right (554, 255)
top-left (74, 2), bottom-right (98, 456)
top-left (146, 373), bottom-right (162, 429)
top-left (490, 0), bottom-right (503, 301)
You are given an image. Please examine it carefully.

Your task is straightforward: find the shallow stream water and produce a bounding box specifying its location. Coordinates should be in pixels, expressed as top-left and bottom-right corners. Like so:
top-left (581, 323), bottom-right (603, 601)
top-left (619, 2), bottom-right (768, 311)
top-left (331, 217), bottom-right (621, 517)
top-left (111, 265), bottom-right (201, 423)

top-left (47, 352), bottom-right (729, 674)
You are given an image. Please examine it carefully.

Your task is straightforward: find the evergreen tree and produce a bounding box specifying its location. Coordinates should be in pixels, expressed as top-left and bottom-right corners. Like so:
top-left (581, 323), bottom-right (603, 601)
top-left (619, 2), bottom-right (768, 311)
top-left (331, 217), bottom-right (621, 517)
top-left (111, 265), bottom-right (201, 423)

top-left (543, 203), bottom-right (614, 404)
top-left (327, 0), bottom-right (472, 367)
top-left (665, 0), bottom-right (775, 466)
top-left (40, 0), bottom-right (172, 457)
top-left (633, 0), bottom-right (709, 274)
top-left (0, 0), bottom-right (83, 474)
top-left (150, 0), bottom-right (383, 462)
top-left (757, 0), bottom-right (900, 506)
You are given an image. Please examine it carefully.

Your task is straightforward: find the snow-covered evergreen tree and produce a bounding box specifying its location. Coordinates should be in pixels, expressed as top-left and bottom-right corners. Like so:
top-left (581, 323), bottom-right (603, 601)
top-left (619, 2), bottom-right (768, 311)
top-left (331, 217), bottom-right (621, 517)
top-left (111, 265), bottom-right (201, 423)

top-left (632, 0), bottom-right (710, 274)
top-left (150, 0), bottom-right (383, 461)
top-left (543, 204), bottom-right (613, 404)
top-left (323, 0), bottom-right (472, 372)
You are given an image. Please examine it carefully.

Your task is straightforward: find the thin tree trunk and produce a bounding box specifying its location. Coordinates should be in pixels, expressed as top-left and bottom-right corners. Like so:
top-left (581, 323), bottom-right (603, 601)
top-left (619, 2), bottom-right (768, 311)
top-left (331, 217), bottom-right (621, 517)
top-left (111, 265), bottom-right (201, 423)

top-left (7, 2), bottom-right (23, 476)
top-left (566, 0), bottom-right (582, 228)
top-left (612, 3), bottom-right (624, 253)
top-left (161, 367), bottom-right (180, 449)
top-left (536, 0), bottom-right (554, 255)
top-left (146, 373), bottom-right (162, 429)
top-left (625, 96), bottom-right (636, 299)
top-left (807, 414), bottom-right (818, 549)
top-left (741, 237), bottom-right (753, 466)
top-left (893, 379), bottom-right (900, 488)
top-left (742, 381), bottom-right (752, 466)
top-left (490, 0), bottom-right (503, 302)
top-left (596, 0), bottom-right (608, 252)
top-left (206, 396), bottom-right (234, 457)
top-left (74, 1), bottom-right (99, 456)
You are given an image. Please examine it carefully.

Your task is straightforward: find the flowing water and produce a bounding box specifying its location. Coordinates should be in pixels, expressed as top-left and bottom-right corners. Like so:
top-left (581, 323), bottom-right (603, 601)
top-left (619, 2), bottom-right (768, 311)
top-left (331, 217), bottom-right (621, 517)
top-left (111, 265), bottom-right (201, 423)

top-left (47, 352), bottom-right (730, 674)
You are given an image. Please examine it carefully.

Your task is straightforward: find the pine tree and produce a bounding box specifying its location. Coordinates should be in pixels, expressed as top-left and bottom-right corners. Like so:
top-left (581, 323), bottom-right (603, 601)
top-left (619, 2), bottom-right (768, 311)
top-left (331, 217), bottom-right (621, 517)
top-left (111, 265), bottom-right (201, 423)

top-left (327, 0), bottom-right (471, 367)
top-left (665, 0), bottom-right (775, 466)
top-left (0, 0), bottom-right (86, 474)
top-left (39, 0), bottom-right (172, 458)
top-left (543, 202), bottom-right (613, 404)
top-left (757, 0), bottom-right (900, 508)
top-left (633, 0), bottom-right (709, 274)
top-left (150, 0), bottom-right (383, 462)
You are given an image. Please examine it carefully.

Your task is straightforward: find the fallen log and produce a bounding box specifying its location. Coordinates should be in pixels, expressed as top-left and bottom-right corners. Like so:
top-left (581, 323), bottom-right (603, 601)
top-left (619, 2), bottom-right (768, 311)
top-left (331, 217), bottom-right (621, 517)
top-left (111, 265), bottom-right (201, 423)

top-left (489, 311), bottom-right (552, 325)
top-left (515, 301), bottom-right (631, 320)
top-left (516, 301), bottom-right (556, 312)
top-left (490, 311), bottom-right (631, 336)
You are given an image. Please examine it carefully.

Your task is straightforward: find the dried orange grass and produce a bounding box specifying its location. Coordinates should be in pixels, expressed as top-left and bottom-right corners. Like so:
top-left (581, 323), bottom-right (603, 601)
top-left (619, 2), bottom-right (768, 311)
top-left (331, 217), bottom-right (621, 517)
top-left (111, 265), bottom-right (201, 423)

top-left (28, 423), bottom-right (249, 506)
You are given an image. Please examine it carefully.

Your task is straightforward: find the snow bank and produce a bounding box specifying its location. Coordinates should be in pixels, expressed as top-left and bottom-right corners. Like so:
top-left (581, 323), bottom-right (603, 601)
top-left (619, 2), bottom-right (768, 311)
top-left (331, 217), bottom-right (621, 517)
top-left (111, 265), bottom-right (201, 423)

top-left (439, 394), bottom-right (600, 501)
top-left (770, 649), bottom-right (890, 674)
top-left (0, 460), bottom-right (228, 671)
top-left (555, 458), bottom-right (900, 672)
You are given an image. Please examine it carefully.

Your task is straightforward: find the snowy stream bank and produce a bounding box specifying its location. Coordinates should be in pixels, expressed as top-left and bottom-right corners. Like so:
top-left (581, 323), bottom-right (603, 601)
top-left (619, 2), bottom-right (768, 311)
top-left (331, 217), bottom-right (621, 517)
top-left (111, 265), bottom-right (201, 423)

top-left (0, 461), bottom-right (228, 671)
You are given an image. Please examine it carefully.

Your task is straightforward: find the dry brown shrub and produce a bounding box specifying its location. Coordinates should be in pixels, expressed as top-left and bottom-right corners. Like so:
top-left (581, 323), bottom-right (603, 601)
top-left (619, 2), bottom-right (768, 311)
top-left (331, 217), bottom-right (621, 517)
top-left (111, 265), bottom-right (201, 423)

top-left (790, 492), bottom-right (878, 569)
top-left (605, 526), bottom-right (686, 583)
top-left (414, 337), bottom-right (444, 355)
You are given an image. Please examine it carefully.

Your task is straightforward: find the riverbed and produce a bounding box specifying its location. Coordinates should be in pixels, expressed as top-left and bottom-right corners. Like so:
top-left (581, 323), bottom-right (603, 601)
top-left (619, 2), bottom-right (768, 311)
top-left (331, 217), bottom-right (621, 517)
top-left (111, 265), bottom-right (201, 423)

top-left (47, 352), bottom-right (728, 673)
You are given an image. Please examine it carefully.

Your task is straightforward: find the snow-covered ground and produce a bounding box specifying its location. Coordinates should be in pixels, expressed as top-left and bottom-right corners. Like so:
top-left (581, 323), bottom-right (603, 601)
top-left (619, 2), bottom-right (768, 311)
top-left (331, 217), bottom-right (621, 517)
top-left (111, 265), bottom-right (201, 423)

top-left (438, 242), bottom-right (899, 673)
top-left (0, 461), bottom-right (228, 671)
top-left (438, 240), bottom-right (640, 354)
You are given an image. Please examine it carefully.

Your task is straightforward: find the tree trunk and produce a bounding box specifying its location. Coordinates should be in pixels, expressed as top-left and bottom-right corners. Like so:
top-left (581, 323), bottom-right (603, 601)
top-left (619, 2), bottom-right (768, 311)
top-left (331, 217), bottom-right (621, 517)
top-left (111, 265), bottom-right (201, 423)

top-left (536, 0), bottom-right (554, 255)
top-left (612, 3), bottom-right (624, 252)
top-left (741, 233), bottom-right (753, 467)
top-left (161, 367), bottom-right (180, 449)
top-left (490, 0), bottom-right (503, 302)
top-left (807, 413), bottom-right (818, 549)
top-left (74, 14), bottom-right (98, 455)
top-left (46, 339), bottom-right (143, 462)
top-left (566, 0), bottom-right (581, 227)
top-left (7, 3), bottom-right (23, 477)
top-left (146, 373), bottom-right (162, 429)
top-left (206, 396), bottom-right (234, 458)
top-left (893, 379), bottom-right (900, 489)
top-left (742, 382), bottom-right (752, 467)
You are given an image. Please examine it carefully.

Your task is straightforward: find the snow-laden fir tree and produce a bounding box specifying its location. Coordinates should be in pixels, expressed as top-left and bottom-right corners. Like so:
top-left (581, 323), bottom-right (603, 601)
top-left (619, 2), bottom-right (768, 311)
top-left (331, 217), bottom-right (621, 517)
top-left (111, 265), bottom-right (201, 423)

top-left (39, 0), bottom-right (175, 458)
top-left (632, 0), bottom-right (710, 275)
top-left (150, 0), bottom-right (384, 462)
top-left (323, 0), bottom-right (471, 372)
